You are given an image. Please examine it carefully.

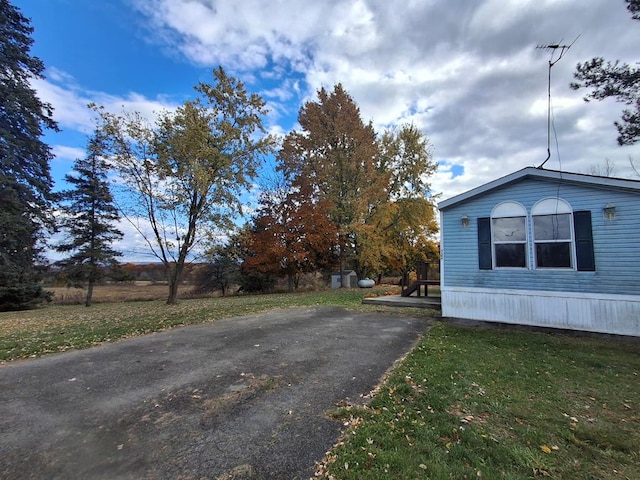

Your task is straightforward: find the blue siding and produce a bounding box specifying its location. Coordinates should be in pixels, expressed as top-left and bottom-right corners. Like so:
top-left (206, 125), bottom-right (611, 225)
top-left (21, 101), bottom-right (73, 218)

top-left (441, 177), bottom-right (640, 296)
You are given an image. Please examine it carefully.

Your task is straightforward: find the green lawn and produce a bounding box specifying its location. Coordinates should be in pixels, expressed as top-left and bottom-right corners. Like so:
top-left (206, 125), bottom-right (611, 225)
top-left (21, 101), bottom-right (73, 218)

top-left (2, 289), bottom-right (638, 479)
top-left (318, 323), bottom-right (640, 480)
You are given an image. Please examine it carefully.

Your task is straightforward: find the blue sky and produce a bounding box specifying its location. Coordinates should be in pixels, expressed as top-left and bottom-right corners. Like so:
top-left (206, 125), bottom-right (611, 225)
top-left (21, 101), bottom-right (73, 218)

top-left (14, 0), bottom-right (640, 261)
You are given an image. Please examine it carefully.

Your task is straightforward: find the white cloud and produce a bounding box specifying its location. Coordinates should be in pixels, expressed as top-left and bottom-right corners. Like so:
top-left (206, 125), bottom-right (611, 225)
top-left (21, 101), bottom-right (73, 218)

top-left (51, 145), bottom-right (86, 162)
top-left (33, 71), bottom-right (180, 134)
top-left (32, 77), bottom-right (95, 133)
top-left (125, 0), bottom-right (640, 205)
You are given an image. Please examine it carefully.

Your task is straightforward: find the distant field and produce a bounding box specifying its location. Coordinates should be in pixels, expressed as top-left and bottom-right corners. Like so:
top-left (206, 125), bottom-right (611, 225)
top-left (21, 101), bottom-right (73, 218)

top-left (48, 282), bottom-right (202, 304)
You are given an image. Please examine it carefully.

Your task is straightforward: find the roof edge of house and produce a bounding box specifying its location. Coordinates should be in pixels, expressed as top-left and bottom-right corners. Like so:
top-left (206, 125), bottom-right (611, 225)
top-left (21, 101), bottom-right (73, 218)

top-left (438, 167), bottom-right (640, 210)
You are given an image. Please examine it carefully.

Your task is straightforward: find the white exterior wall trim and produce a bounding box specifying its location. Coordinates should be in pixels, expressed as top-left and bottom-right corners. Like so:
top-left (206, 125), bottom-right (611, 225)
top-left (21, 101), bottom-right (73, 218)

top-left (441, 286), bottom-right (640, 337)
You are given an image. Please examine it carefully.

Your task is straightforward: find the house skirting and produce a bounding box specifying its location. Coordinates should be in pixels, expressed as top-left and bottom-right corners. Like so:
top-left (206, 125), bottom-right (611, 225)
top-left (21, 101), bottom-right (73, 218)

top-left (441, 286), bottom-right (640, 337)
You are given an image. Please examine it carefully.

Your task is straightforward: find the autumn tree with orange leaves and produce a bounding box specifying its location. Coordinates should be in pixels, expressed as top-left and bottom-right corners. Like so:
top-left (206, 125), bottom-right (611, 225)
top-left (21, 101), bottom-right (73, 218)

top-left (277, 84), bottom-right (385, 284)
top-left (243, 173), bottom-right (337, 291)
top-left (270, 84), bottom-right (437, 284)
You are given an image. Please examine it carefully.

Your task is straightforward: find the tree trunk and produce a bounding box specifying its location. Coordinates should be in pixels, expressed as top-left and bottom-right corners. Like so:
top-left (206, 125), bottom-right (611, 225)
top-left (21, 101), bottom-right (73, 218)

top-left (85, 261), bottom-right (96, 307)
top-left (339, 244), bottom-right (346, 288)
top-left (85, 280), bottom-right (94, 307)
top-left (166, 262), bottom-right (183, 305)
top-left (167, 279), bottom-right (179, 304)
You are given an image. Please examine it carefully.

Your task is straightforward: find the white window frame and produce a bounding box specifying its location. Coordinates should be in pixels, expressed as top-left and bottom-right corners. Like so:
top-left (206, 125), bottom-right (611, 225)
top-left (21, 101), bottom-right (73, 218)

top-left (491, 201), bottom-right (528, 269)
top-left (531, 198), bottom-right (575, 270)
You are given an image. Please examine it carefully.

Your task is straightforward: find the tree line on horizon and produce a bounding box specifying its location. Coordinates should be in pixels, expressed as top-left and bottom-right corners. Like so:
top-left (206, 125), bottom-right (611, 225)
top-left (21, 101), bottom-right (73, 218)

top-left (2, 0), bottom-right (639, 310)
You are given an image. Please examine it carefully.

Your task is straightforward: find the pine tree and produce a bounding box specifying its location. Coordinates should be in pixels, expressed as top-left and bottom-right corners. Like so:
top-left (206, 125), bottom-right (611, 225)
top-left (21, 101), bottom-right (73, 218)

top-left (56, 130), bottom-right (123, 307)
top-left (0, 0), bottom-right (58, 310)
top-left (571, 0), bottom-right (640, 145)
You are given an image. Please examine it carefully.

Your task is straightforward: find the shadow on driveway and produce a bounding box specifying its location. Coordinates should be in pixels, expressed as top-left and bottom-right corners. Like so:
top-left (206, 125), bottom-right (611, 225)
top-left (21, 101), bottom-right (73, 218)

top-left (0, 306), bottom-right (430, 480)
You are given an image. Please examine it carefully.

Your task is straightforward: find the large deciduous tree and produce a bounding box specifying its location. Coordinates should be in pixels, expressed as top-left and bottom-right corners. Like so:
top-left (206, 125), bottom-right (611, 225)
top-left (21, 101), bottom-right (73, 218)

top-left (96, 67), bottom-right (274, 304)
top-left (279, 85), bottom-right (438, 282)
top-left (366, 124), bottom-right (439, 277)
top-left (55, 130), bottom-right (123, 307)
top-left (571, 0), bottom-right (640, 145)
top-left (278, 84), bottom-right (383, 283)
top-left (0, 0), bottom-right (58, 310)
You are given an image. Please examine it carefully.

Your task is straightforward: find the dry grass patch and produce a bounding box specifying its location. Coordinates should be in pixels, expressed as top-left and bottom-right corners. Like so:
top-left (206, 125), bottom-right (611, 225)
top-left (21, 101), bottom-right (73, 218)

top-left (49, 283), bottom-right (200, 305)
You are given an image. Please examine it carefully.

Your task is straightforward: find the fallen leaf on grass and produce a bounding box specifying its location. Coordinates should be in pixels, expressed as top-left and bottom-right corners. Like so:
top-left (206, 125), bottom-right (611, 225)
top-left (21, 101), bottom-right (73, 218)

top-left (540, 444), bottom-right (552, 454)
top-left (533, 467), bottom-right (551, 477)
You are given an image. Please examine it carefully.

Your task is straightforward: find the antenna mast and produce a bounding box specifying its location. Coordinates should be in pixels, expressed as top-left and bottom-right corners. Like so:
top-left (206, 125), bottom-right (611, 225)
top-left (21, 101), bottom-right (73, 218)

top-left (536, 37), bottom-right (578, 169)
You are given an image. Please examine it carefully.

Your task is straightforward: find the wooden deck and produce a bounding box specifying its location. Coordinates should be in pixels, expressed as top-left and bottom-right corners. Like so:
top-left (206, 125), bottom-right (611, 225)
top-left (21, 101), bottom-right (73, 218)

top-left (362, 294), bottom-right (441, 309)
top-left (401, 261), bottom-right (440, 298)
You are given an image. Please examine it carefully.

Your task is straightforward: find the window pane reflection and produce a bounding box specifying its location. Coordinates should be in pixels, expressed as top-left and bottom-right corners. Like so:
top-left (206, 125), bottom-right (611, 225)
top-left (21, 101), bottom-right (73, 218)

top-left (492, 217), bottom-right (526, 242)
top-left (536, 243), bottom-right (571, 268)
top-left (495, 244), bottom-right (526, 268)
top-left (533, 214), bottom-right (571, 241)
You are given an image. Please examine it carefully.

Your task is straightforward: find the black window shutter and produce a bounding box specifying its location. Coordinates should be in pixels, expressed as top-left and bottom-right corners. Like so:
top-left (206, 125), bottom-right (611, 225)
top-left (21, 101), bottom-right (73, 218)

top-left (478, 217), bottom-right (492, 270)
top-left (574, 210), bottom-right (595, 271)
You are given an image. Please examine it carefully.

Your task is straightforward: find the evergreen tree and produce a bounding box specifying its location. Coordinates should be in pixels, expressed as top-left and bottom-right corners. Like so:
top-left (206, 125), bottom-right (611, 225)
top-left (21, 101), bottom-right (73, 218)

top-left (56, 130), bottom-right (123, 307)
top-left (0, 0), bottom-right (58, 310)
top-left (571, 0), bottom-right (640, 145)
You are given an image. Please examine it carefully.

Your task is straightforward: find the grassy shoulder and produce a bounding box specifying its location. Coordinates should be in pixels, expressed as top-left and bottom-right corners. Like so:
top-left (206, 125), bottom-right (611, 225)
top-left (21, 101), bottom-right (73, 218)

top-left (0, 287), bottom-right (409, 362)
top-left (319, 322), bottom-right (640, 480)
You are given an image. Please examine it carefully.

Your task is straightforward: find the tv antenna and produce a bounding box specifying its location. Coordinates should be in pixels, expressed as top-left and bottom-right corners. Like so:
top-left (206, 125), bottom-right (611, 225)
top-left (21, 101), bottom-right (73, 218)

top-left (536, 36), bottom-right (579, 169)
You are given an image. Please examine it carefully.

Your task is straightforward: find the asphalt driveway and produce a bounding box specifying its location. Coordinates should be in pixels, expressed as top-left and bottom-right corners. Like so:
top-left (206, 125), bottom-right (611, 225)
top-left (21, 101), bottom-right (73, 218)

top-left (0, 306), bottom-right (430, 479)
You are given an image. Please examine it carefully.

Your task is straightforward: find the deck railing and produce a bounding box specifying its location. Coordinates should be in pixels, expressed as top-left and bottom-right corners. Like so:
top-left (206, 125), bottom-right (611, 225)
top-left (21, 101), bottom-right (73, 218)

top-left (401, 260), bottom-right (440, 297)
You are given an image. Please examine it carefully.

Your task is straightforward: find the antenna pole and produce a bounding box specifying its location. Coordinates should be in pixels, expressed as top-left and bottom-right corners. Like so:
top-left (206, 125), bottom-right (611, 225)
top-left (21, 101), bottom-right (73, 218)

top-left (536, 37), bottom-right (579, 169)
top-left (546, 56), bottom-right (552, 168)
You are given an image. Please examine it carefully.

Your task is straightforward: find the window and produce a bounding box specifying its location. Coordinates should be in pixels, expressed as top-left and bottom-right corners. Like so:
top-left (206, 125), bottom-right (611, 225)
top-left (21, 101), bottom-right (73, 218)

top-left (532, 199), bottom-right (573, 268)
top-left (491, 202), bottom-right (527, 268)
top-left (477, 199), bottom-right (595, 272)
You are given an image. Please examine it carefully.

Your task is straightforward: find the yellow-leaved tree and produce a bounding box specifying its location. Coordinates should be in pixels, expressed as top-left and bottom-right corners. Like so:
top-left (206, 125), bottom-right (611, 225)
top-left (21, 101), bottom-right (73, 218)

top-left (94, 67), bottom-right (275, 304)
